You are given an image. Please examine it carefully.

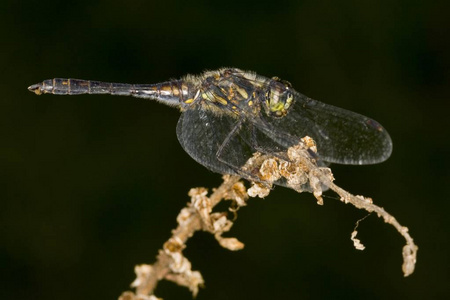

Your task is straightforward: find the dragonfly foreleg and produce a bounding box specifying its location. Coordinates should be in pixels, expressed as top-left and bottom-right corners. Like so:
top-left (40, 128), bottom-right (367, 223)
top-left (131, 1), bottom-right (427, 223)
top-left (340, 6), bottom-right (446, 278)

top-left (215, 119), bottom-right (271, 188)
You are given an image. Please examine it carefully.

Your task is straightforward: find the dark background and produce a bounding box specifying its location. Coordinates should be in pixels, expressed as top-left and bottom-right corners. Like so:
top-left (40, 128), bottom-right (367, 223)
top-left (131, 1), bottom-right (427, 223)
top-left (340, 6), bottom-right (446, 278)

top-left (1, 0), bottom-right (448, 299)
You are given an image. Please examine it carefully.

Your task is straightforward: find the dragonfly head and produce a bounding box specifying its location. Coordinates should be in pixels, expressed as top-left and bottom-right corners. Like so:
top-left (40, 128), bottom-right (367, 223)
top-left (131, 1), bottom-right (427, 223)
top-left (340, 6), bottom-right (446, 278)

top-left (263, 80), bottom-right (294, 118)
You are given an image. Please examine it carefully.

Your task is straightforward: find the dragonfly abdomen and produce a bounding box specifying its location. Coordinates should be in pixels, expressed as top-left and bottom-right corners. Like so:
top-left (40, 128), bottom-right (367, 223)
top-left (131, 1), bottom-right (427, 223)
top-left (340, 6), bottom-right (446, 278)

top-left (28, 78), bottom-right (189, 107)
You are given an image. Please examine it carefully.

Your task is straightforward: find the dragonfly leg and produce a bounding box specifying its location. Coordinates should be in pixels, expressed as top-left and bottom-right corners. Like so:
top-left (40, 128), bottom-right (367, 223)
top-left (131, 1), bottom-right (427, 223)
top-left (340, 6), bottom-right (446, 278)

top-left (215, 120), bottom-right (272, 188)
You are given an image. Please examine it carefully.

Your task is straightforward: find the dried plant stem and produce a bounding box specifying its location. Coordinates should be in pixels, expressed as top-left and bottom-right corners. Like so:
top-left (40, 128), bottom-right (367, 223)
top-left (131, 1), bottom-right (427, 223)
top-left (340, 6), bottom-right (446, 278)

top-left (290, 141), bottom-right (418, 276)
top-left (325, 180), bottom-right (417, 276)
top-left (119, 175), bottom-right (245, 300)
top-left (120, 137), bottom-right (418, 299)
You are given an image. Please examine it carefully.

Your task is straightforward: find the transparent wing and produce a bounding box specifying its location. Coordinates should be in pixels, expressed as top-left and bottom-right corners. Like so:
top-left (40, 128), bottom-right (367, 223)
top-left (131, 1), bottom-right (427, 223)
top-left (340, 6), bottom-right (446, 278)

top-left (176, 105), bottom-right (254, 176)
top-left (177, 104), bottom-right (322, 191)
top-left (256, 91), bottom-right (393, 165)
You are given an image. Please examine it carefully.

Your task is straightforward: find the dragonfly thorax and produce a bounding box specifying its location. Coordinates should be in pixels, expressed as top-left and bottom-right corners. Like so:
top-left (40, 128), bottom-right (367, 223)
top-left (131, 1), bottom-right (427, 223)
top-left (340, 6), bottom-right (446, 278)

top-left (191, 69), bottom-right (265, 118)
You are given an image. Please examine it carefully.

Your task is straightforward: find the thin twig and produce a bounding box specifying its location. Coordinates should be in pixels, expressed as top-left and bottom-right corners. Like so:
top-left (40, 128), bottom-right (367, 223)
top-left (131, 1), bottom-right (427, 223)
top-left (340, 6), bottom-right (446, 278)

top-left (119, 175), bottom-right (245, 300)
top-left (119, 136), bottom-right (418, 299)
top-left (286, 138), bottom-right (418, 276)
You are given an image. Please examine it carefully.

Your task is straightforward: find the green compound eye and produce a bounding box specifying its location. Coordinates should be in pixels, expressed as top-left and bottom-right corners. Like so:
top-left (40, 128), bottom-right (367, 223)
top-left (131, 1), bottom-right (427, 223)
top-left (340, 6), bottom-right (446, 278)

top-left (270, 101), bottom-right (285, 113)
top-left (264, 88), bottom-right (293, 118)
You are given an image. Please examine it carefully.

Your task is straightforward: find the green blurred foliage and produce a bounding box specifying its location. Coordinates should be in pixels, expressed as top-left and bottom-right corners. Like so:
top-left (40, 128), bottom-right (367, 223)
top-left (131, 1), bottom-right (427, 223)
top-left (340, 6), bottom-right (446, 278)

top-left (1, 0), bottom-right (449, 299)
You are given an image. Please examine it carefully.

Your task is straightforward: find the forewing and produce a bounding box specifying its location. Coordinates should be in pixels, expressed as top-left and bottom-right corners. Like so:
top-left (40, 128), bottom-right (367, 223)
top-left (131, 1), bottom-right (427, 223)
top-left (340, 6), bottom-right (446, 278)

top-left (258, 91), bottom-right (393, 165)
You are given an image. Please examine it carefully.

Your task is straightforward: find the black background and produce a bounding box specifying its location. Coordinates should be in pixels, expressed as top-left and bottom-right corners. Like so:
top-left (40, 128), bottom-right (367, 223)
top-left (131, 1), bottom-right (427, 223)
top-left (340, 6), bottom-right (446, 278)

top-left (1, 0), bottom-right (449, 299)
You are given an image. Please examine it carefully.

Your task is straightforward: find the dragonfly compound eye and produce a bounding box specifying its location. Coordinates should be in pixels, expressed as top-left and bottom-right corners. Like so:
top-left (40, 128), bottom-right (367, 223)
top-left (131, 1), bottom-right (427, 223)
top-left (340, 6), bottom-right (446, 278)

top-left (264, 88), bottom-right (293, 118)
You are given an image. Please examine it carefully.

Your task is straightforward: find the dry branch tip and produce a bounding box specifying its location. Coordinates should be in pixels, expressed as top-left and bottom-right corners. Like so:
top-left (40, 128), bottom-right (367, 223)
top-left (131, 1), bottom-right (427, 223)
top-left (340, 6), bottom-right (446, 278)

top-left (123, 136), bottom-right (418, 298)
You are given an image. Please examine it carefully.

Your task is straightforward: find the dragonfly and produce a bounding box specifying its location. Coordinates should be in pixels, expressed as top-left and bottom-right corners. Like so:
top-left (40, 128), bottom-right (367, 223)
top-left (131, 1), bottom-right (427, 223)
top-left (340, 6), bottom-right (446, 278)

top-left (28, 68), bottom-right (392, 188)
